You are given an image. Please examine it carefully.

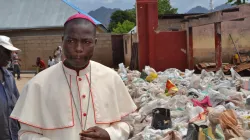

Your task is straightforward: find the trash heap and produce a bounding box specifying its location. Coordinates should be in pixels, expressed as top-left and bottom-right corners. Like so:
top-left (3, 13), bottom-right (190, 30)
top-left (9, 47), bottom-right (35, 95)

top-left (117, 63), bottom-right (250, 140)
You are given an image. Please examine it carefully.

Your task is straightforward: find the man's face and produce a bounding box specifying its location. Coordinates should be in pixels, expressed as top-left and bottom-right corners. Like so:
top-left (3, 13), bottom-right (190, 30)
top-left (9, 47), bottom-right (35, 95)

top-left (0, 46), bottom-right (11, 67)
top-left (62, 22), bottom-right (96, 69)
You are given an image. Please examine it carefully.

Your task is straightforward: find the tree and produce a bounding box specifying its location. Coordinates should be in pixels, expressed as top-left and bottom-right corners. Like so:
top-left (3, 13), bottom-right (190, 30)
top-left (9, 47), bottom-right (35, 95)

top-left (108, 0), bottom-right (177, 32)
top-left (112, 20), bottom-right (135, 34)
top-left (158, 0), bottom-right (178, 15)
top-left (108, 10), bottom-right (135, 32)
top-left (227, 0), bottom-right (248, 5)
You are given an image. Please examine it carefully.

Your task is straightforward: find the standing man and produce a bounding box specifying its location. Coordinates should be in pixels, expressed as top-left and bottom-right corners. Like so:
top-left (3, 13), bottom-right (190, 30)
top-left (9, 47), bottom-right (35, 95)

top-left (54, 46), bottom-right (62, 64)
top-left (0, 35), bottom-right (20, 140)
top-left (48, 56), bottom-right (55, 67)
top-left (11, 14), bottom-right (137, 140)
top-left (12, 52), bottom-right (21, 80)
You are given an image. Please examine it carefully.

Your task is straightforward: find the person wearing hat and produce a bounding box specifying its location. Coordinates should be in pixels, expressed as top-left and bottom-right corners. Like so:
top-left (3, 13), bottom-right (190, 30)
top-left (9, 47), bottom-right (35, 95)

top-left (10, 14), bottom-right (136, 140)
top-left (0, 35), bottom-right (20, 140)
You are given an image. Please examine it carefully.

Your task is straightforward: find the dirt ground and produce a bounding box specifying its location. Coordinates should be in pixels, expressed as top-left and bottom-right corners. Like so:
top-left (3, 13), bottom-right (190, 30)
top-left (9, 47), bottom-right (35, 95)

top-left (16, 74), bottom-right (34, 92)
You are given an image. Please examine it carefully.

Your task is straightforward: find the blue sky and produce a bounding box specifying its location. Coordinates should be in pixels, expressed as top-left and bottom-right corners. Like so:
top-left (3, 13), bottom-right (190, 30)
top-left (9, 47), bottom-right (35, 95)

top-left (69, 0), bottom-right (228, 13)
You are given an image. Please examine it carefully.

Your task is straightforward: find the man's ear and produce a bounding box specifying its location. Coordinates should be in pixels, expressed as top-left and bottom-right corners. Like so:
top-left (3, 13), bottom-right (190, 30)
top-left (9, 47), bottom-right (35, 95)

top-left (95, 38), bottom-right (97, 44)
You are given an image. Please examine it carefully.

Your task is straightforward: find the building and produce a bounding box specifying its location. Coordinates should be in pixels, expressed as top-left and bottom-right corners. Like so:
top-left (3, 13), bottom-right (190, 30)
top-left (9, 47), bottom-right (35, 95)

top-left (0, 0), bottom-right (111, 71)
top-left (135, 0), bottom-right (250, 71)
top-left (123, 13), bottom-right (201, 68)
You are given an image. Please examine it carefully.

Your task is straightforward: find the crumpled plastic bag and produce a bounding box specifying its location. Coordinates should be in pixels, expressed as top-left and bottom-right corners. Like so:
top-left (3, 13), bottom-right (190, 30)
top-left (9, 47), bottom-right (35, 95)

top-left (207, 88), bottom-right (227, 107)
top-left (213, 80), bottom-right (232, 91)
top-left (131, 126), bottom-right (173, 140)
top-left (207, 105), bottom-right (226, 125)
top-left (219, 110), bottom-right (244, 139)
top-left (118, 63), bottom-right (127, 81)
top-left (201, 69), bottom-right (215, 79)
top-left (145, 66), bottom-right (157, 75)
top-left (187, 88), bottom-right (205, 101)
top-left (215, 69), bottom-right (226, 80)
top-left (162, 95), bottom-right (190, 110)
top-left (189, 74), bottom-right (201, 89)
top-left (165, 80), bottom-right (178, 96)
top-left (227, 93), bottom-right (244, 108)
top-left (138, 99), bottom-right (168, 116)
top-left (200, 70), bottom-right (216, 90)
top-left (127, 71), bottom-right (141, 82)
top-left (191, 96), bottom-right (212, 109)
top-left (184, 69), bottom-right (194, 78)
top-left (218, 88), bottom-right (236, 96)
top-left (231, 68), bottom-right (241, 80)
top-left (241, 79), bottom-right (250, 91)
top-left (118, 63), bottom-right (127, 74)
top-left (161, 68), bottom-right (183, 80)
top-left (146, 72), bottom-right (158, 82)
top-left (186, 102), bottom-right (204, 121)
top-left (162, 130), bottom-right (182, 140)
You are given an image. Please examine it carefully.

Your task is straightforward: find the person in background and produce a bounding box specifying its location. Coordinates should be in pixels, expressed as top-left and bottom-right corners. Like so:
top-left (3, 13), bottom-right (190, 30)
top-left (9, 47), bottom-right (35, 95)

top-left (48, 56), bottom-right (55, 67)
top-left (12, 52), bottom-right (21, 80)
top-left (54, 46), bottom-right (62, 64)
top-left (0, 35), bottom-right (20, 140)
top-left (36, 57), bottom-right (46, 73)
top-left (11, 13), bottom-right (136, 140)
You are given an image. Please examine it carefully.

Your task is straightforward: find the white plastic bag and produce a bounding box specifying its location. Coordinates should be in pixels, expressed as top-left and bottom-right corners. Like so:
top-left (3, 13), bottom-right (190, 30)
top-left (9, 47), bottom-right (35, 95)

top-left (144, 66), bottom-right (156, 76)
top-left (118, 63), bottom-right (127, 74)
top-left (230, 68), bottom-right (241, 80)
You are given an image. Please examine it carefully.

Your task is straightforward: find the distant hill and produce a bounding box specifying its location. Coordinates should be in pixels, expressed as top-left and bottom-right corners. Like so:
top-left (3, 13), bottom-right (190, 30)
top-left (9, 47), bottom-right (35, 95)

top-left (88, 6), bottom-right (119, 28)
top-left (88, 4), bottom-right (233, 27)
top-left (187, 4), bottom-right (233, 14)
top-left (214, 4), bottom-right (233, 11)
top-left (187, 6), bottom-right (209, 14)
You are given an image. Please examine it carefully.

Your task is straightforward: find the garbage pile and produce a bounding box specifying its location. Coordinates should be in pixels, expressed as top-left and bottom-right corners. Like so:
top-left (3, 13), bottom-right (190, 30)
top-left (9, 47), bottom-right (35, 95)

top-left (117, 63), bottom-right (250, 140)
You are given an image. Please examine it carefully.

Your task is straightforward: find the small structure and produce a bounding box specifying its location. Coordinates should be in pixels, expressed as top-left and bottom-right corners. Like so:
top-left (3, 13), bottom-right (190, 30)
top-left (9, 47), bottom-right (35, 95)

top-left (185, 4), bottom-right (250, 70)
top-left (135, 0), bottom-right (250, 72)
top-left (135, 0), bottom-right (199, 71)
top-left (124, 13), bottom-right (202, 69)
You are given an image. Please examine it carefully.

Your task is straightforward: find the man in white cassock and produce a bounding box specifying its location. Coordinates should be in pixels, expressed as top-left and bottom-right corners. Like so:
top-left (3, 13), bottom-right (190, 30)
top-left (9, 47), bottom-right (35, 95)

top-left (10, 13), bottom-right (137, 140)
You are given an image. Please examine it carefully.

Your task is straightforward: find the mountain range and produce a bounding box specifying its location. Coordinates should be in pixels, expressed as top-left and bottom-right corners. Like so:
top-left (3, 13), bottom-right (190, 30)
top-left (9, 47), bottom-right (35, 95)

top-left (88, 6), bottom-right (120, 28)
top-left (88, 4), bottom-right (233, 27)
top-left (187, 4), bottom-right (232, 13)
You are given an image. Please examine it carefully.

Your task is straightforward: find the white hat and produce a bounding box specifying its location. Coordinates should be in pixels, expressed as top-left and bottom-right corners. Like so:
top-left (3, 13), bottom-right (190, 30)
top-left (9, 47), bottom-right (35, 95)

top-left (0, 35), bottom-right (20, 51)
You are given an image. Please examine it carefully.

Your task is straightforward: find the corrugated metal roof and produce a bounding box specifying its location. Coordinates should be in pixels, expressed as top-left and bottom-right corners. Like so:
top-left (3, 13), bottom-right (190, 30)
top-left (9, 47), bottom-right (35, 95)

top-left (128, 26), bottom-right (137, 34)
top-left (0, 0), bottom-right (105, 32)
top-left (62, 0), bottom-right (101, 25)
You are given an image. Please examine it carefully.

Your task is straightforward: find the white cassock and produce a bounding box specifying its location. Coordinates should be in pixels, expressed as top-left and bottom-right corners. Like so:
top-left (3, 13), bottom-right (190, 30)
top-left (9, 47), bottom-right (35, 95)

top-left (10, 61), bottom-right (137, 140)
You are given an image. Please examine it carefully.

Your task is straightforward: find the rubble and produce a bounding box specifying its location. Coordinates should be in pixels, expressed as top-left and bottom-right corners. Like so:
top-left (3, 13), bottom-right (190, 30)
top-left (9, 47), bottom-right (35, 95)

top-left (118, 64), bottom-right (250, 140)
top-left (196, 52), bottom-right (250, 74)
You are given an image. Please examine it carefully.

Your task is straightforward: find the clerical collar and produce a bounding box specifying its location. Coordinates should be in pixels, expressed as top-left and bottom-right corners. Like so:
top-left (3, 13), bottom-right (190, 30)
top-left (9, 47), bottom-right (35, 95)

top-left (62, 61), bottom-right (90, 76)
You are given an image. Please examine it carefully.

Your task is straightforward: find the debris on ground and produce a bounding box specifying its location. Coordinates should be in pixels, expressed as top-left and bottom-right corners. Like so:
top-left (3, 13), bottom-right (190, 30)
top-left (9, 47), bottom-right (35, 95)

top-left (118, 64), bottom-right (250, 140)
top-left (196, 53), bottom-right (250, 75)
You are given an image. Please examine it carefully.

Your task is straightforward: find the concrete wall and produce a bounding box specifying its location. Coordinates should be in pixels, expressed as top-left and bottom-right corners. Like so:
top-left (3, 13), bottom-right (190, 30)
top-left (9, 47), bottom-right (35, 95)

top-left (192, 17), bottom-right (250, 64)
top-left (193, 24), bottom-right (215, 64)
top-left (8, 33), bottom-right (113, 71)
top-left (158, 19), bottom-right (186, 31)
top-left (123, 33), bottom-right (138, 67)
